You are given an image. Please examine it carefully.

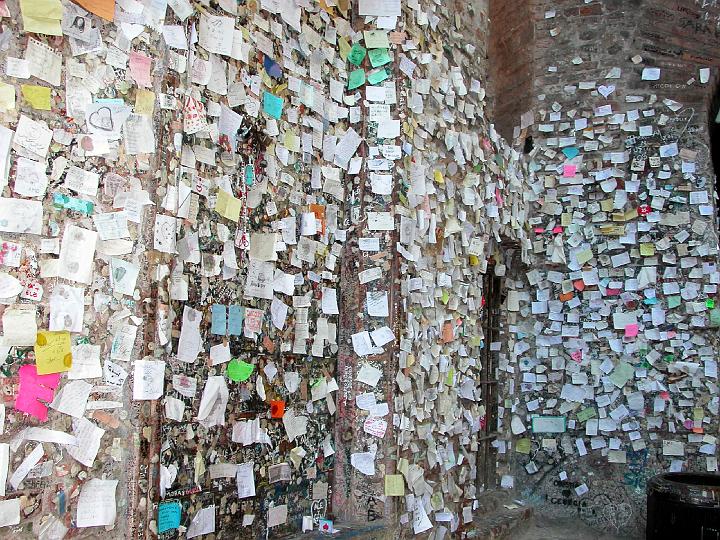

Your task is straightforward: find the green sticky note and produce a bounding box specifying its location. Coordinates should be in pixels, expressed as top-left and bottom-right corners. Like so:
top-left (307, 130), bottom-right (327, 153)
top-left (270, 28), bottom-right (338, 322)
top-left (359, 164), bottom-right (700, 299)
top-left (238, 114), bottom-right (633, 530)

top-left (445, 367), bottom-right (454, 387)
top-left (430, 491), bottom-right (444, 510)
top-left (347, 44), bottom-right (367, 66)
top-left (706, 299), bottom-right (715, 309)
top-left (577, 407), bottom-right (597, 422)
top-left (263, 91), bottom-right (283, 119)
top-left (667, 296), bottom-right (681, 309)
top-left (348, 69), bottom-right (366, 90)
top-left (531, 416), bottom-right (566, 433)
top-left (441, 289), bottom-right (450, 304)
top-left (609, 361), bottom-right (634, 388)
top-left (368, 48), bottom-right (391, 68)
top-left (367, 68), bottom-right (389, 85)
top-left (363, 29), bottom-right (389, 48)
top-left (227, 359), bottom-right (254, 382)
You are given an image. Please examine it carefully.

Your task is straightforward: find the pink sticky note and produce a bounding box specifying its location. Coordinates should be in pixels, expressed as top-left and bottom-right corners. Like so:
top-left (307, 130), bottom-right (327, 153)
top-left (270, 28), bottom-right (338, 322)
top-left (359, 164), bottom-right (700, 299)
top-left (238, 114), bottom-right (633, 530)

top-left (129, 52), bottom-right (152, 88)
top-left (552, 226), bottom-right (563, 234)
top-left (625, 324), bottom-right (639, 338)
top-left (563, 164), bottom-right (577, 177)
top-left (15, 364), bottom-right (61, 421)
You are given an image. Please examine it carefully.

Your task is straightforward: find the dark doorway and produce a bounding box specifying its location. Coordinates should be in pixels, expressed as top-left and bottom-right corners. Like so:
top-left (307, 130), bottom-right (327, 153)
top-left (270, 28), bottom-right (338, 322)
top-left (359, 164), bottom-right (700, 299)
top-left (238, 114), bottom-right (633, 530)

top-left (708, 77), bottom-right (720, 219)
top-left (477, 266), bottom-right (502, 492)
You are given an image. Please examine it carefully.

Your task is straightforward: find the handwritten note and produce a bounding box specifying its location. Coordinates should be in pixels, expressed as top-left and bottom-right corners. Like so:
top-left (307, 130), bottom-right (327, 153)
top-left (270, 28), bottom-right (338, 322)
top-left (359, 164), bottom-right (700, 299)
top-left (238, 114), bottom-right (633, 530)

top-left (158, 502), bottom-right (182, 533)
top-left (76, 479), bottom-right (118, 527)
top-left (35, 331), bottom-right (72, 375)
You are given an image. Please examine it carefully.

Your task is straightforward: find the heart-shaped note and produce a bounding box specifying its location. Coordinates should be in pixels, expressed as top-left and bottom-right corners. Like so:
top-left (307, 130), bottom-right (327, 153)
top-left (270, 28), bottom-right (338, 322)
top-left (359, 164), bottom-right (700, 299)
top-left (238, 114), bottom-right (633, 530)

top-left (88, 106), bottom-right (114, 131)
top-left (598, 85), bottom-right (615, 98)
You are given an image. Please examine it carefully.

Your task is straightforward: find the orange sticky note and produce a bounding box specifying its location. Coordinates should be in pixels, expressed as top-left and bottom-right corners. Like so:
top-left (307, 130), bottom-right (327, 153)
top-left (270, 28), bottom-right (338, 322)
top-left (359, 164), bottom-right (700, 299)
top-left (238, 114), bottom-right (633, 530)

top-left (270, 400), bottom-right (285, 418)
top-left (310, 204), bottom-right (326, 235)
top-left (34, 330), bottom-right (72, 375)
top-left (72, 0), bottom-right (114, 21)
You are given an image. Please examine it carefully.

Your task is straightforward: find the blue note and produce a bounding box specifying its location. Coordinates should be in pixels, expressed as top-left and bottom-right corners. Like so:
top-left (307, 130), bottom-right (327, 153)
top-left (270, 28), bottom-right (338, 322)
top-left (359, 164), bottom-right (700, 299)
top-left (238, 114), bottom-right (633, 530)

top-left (53, 193), bottom-right (94, 215)
top-left (245, 164), bottom-right (254, 186)
top-left (211, 304), bottom-right (227, 335)
top-left (263, 91), bottom-right (283, 119)
top-left (158, 501), bottom-right (181, 533)
top-left (263, 55), bottom-right (282, 78)
top-left (228, 305), bottom-right (244, 336)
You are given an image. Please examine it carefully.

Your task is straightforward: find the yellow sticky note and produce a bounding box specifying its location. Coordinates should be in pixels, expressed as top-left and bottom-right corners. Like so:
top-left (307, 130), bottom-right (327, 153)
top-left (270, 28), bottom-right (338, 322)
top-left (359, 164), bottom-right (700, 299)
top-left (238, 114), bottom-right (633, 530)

top-left (640, 243), bottom-right (655, 256)
top-left (0, 83), bottom-right (16, 110)
top-left (21, 84), bottom-right (51, 110)
top-left (35, 331), bottom-right (72, 375)
top-left (434, 170), bottom-right (444, 184)
top-left (338, 37), bottom-right (351, 61)
top-left (19, 0), bottom-right (63, 35)
top-left (135, 89), bottom-right (155, 116)
top-left (284, 130), bottom-right (300, 152)
top-left (385, 474), bottom-right (405, 496)
top-left (397, 457), bottom-right (409, 477)
top-left (215, 189), bottom-right (241, 222)
top-left (576, 248), bottom-right (593, 265)
top-left (135, 88), bottom-right (155, 116)
top-left (516, 438), bottom-right (532, 454)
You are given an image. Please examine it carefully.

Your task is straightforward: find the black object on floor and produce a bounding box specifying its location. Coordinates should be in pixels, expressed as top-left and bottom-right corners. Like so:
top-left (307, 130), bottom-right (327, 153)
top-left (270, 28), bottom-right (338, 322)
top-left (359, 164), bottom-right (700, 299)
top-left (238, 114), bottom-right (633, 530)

top-left (646, 473), bottom-right (720, 539)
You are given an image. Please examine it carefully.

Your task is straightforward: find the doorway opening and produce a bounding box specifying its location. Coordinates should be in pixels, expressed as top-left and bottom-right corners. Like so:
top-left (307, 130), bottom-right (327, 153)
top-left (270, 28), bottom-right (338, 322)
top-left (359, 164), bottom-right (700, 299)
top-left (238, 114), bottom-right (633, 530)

top-left (708, 75), bottom-right (720, 220)
top-left (477, 265), bottom-right (503, 492)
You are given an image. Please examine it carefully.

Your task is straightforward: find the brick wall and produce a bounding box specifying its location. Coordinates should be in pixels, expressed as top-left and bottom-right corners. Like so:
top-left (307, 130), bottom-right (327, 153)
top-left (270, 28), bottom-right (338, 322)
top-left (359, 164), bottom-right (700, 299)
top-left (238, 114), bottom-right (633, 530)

top-left (489, 0), bottom-right (534, 141)
top-left (490, 1), bottom-right (720, 537)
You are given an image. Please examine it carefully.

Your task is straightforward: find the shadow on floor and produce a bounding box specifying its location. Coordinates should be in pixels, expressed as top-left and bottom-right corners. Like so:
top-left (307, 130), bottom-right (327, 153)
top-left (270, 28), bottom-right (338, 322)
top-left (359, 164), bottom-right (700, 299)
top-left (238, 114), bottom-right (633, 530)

top-left (514, 516), bottom-right (641, 540)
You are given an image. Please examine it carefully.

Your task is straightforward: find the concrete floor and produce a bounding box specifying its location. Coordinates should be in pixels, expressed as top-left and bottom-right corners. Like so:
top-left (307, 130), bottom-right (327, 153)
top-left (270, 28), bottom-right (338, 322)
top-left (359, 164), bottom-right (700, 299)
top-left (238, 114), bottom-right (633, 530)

top-left (514, 517), bottom-right (640, 540)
